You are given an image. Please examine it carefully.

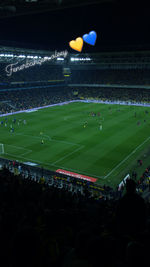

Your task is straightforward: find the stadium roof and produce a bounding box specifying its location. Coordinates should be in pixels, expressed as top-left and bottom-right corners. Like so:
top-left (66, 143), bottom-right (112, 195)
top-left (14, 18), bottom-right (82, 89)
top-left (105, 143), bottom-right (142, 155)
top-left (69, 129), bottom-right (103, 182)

top-left (0, 0), bottom-right (115, 18)
top-left (0, 0), bottom-right (146, 18)
top-left (0, 0), bottom-right (149, 52)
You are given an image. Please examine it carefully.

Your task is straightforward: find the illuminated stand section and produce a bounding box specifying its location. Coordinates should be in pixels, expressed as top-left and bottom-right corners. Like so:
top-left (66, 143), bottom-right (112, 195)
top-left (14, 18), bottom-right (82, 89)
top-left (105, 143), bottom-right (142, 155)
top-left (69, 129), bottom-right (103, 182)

top-left (62, 56), bottom-right (91, 82)
top-left (4, 51), bottom-right (68, 77)
top-left (63, 67), bottom-right (71, 82)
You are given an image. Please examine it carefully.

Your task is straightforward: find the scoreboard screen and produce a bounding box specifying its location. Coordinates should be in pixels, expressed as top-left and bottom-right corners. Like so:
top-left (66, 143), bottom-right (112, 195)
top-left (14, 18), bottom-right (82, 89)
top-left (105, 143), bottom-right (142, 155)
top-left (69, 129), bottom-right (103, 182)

top-left (63, 68), bottom-right (71, 77)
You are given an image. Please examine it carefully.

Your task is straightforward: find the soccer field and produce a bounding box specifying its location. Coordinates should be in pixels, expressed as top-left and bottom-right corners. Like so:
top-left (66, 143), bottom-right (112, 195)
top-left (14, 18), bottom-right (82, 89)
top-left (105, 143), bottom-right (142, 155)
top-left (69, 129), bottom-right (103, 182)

top-left (1, 102), bottom-right (150, 188)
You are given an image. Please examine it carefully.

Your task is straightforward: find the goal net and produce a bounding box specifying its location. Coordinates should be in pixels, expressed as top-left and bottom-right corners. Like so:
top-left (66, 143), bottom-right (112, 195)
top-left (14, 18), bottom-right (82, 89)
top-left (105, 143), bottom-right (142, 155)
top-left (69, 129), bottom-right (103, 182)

top-left (0, 144), bottom-right (4, 154)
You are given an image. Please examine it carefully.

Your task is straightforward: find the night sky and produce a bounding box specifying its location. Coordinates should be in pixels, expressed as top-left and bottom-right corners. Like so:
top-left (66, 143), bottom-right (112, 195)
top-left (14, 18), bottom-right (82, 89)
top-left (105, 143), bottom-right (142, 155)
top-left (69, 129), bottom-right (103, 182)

top-left (0, 1), bottom-right (150, 52)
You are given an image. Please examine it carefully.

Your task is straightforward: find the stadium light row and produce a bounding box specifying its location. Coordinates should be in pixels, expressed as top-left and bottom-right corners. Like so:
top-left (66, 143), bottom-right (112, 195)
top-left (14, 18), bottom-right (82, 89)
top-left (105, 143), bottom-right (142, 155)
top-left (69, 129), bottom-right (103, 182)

top-left (70, 57), bottom-right (91, 61)
top-left (0, 53), bottom-right (42, 59)
top-left (0, 54), bottom-right (92, 64)
top-left (57, 57), bottom-right (91, 61)
top-left (0, 54), bottom-right (65, 61)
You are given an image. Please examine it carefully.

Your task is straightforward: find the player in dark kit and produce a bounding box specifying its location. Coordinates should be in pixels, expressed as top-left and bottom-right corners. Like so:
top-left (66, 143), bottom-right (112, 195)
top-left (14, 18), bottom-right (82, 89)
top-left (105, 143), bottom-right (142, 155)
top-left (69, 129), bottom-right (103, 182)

top-left (10, 127), bottom-right (14, 133)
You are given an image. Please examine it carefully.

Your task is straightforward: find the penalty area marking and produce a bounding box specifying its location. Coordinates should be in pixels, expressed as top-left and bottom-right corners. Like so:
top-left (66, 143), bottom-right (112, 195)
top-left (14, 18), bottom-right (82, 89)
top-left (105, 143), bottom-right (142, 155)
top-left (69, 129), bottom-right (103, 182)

top-left (104, 135), bottom-right (150, 180)
top-left (2, 144), bottom-right (32, 156)
top-left (21, 149), bottom-right (33, 156)
top-left (51, 145), bottom-right (85, 165)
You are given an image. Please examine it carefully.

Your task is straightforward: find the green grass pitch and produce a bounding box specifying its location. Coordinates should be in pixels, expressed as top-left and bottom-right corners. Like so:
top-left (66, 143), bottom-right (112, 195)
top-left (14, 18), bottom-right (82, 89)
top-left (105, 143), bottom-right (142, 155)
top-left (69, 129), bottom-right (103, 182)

top-left (1, 102), bottom-right (150, 188)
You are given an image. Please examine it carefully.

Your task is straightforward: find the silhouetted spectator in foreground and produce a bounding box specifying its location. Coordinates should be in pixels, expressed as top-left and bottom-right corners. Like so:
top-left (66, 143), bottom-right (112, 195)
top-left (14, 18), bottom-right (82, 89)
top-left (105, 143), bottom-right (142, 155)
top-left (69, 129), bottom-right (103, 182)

top-left (10, 227), bottom-right (45, 267)
top-left (132, 171), bottom-right (137, 180)
top-left (115, 179), bottom-right (146, 235)
top-left (126, 241), bottom-right (148, 267)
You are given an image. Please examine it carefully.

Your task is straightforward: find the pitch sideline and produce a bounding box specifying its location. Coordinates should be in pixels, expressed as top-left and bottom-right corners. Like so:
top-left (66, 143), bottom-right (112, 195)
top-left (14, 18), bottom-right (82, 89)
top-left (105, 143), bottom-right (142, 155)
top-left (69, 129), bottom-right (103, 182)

top-left (104, 135), bottom-right (150, 179)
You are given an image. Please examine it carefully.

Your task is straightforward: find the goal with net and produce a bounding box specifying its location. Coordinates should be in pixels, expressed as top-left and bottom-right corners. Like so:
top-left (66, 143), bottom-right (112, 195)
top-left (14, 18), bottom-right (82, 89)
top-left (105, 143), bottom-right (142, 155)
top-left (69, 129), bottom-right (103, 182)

top-left (0, 144), bottom-right (4, 154)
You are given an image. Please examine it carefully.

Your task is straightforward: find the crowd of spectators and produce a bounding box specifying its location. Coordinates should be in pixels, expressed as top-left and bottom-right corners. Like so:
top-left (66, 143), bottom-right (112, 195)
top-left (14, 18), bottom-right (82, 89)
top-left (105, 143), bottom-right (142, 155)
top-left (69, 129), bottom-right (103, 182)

top-left (0, 63), bottom-right (63, 83)
top-left (1, 86), bottom-right (150, 115)
top-left (0, 164), bottom-right (150, 267)
top-left (1, 63), bottom-right (150, 86)
top-left (71, 69), bottom-right (150, 85)
top-left (137, 166), bottom-right (150, 197)
top-left (0, 86), bottom-right (74, 114)
top-left (74, 86), bottom-right (150, 103)
top-left (0, 158), bottom-right (117, 201)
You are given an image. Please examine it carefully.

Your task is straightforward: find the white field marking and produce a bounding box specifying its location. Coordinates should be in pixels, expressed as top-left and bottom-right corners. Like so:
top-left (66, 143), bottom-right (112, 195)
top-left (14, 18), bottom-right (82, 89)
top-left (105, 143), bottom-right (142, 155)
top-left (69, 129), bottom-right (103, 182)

top-left (4, 144), bottom-right (28, 150)
top-left (21, 149), bottom-right (33, 156)
top-left (4, 153), bottom-right (47, 165)
top-left (3, 143), bottom-right (32, 155)
top-left (104, 135), bottom-right (150, 179)
top-left (15, 133), bottom-right (79, 146)
top-left (51, 145), bottom-right (85, 165)
top-left (3, 138), bottom-right (104, 179)
top-left (4, 149), bottom-right (32, 157)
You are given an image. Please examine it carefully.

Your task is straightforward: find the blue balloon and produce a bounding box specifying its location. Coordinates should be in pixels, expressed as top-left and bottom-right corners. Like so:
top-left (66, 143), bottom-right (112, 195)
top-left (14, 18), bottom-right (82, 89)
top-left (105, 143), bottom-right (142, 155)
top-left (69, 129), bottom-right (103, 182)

top-left (83, 31), bottom-right (97, 46)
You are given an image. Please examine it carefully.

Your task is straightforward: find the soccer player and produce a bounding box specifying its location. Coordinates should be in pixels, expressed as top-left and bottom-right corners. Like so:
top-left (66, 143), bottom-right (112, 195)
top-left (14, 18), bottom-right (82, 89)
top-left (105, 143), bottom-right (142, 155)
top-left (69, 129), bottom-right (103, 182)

top-left (99, 124), bottom-right (102, 131)
top-left (10, 127), bottom-right (14, 133)
top-left (83, 121), bottom-right (88, 128)
top-left (41, 139), bottom-right (44, 145)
